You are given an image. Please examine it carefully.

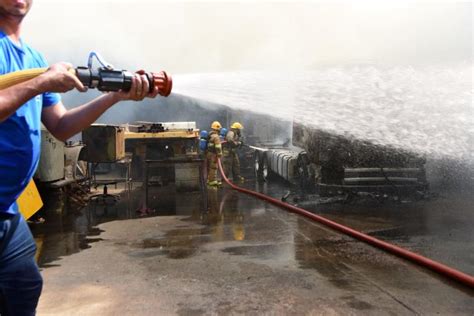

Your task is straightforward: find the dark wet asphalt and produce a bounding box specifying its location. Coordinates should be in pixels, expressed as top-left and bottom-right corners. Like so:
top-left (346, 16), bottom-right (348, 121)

top-left (32, 172), bottom-right (474, 314)
top-left (291, 190), bottom-right (474, 277)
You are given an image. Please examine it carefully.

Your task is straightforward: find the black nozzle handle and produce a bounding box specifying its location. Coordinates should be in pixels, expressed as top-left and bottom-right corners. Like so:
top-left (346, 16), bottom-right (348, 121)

top-left (75, 67), bottom-right (152, 92)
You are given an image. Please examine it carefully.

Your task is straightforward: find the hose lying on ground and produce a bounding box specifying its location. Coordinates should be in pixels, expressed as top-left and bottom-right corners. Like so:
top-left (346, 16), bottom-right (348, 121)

top-left (217, 158), bottom-right (474, 289)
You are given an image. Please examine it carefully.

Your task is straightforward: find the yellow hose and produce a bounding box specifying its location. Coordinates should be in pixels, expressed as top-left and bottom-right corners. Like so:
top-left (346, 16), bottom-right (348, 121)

top-left (0, 68), bottom-right (47, 90)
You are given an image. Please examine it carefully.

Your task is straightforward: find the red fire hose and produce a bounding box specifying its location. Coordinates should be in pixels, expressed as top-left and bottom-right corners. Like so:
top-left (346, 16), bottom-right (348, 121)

top-left (217, 159), bottom-right (474, 288)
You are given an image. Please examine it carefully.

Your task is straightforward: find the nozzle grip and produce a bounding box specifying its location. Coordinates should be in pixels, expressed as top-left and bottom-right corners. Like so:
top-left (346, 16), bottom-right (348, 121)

top-left (76, 67), bottom-right (131, 92)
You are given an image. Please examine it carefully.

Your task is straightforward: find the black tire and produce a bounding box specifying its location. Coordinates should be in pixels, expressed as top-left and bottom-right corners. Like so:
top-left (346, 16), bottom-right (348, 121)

top-left (262, 154), bottom-right (269, 181)
top-left (296, 152), bottom-right (314, 192)
top-left (254, 151), bottom-right (269, 182)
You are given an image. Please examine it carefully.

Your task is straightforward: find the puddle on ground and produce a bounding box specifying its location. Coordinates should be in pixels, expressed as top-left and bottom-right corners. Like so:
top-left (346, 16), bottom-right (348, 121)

top-left (346, 299), bottom-right (373, 310)
top-left (32, 184), bottom-right (206, 267)
top-left (222, 244), bottom-right (286, 260)
top-left (32, 184), bottom-right (254, 265)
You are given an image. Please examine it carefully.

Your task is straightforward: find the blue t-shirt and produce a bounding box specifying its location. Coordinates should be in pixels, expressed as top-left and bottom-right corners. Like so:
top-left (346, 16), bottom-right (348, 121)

top-left (0, 31), bottom-right (61, 214)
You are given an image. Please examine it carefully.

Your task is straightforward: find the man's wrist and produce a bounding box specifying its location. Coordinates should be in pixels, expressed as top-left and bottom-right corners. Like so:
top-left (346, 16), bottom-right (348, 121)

top-left (34, 74), bottom-right (51, 94)
top-left (107, 92), bottom-right (125, 103)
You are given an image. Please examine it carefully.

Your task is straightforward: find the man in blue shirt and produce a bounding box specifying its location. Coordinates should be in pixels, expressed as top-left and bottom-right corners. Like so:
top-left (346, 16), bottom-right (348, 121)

top-left (0, 0), bottom-right (161, 314)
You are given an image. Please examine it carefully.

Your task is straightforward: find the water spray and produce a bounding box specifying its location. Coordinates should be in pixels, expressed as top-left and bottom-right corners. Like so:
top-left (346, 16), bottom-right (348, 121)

top-left (0, 52), bottom-right (173, 96)
top-left (242, 144), bottom-right (269, 152)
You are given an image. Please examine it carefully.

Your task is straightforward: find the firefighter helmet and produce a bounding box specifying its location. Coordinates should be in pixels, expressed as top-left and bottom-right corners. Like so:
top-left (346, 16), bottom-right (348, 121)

top-left (230, 122), bottom-right (243, 129)
top-left (211, 121), bottom-right (222, 130)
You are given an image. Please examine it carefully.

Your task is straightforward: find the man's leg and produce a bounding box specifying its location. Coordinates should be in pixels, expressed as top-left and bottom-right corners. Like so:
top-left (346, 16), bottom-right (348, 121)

top-left (232, 152), bottom-right (243, 182)
top-left (222, 155), bottom-right (231, 178)
top-left (206, 152), bottom-right (213, 183)
top-left (0, 258), bottom-right (43, 316)
top-left (0, 216), bottom-right (42, 316)
top-left (207, 154), bottom-right (219, 186)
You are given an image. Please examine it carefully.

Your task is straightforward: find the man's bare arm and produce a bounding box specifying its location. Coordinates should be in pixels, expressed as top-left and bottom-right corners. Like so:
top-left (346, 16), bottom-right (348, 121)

top-left (0, 62), bottom-right (85, 122)
top-left (42, 73), bottom-right (160, 141)
top-left (42, 94), bottom-right (120, 141)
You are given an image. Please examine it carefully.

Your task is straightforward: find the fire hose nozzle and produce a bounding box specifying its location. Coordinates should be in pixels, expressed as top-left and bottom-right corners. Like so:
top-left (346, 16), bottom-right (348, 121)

top-left (75, 67), bottom-right (172, 97)
top-left (75, 52), bottom-right (172, 96)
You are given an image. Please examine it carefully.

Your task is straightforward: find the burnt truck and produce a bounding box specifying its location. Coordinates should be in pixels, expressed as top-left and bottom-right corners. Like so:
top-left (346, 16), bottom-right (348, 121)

top-left (35, 126), bottom-right (88, 188)
top-left (82, 122), bottom-right (202, 192)
top-left (252, 122), bottom-right (428, 198)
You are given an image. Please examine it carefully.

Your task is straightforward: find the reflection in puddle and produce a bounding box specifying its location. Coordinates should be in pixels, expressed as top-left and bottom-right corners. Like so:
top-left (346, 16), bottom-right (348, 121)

top-left (32, 186), bottom-right (253, 266)
top-left (32, 185), bottom-right (206, 266)
top-left (132, 190), bottom-right (250, 260)
top-left (223, 244), bottom-right (285, 260)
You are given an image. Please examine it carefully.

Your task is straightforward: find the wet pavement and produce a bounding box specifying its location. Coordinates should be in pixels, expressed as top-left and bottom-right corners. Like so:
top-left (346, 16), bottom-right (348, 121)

top-left (32, 175), bottom-right (473, 315)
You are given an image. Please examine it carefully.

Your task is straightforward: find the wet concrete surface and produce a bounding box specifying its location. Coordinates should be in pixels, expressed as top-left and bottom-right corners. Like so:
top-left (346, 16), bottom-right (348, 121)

top-left (32, 175), bottom-right (473, 315)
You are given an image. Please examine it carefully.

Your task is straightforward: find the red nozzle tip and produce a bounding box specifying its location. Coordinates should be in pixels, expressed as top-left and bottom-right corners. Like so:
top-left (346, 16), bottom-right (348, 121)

top-left (152, 71), bottom-right (172, 97)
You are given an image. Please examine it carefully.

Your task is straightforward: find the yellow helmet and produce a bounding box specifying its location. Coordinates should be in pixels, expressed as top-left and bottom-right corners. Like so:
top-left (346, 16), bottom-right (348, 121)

top-left (231, 122), bottom-right (244, 130)
top-left (211, 121), bottom-right (222, 130)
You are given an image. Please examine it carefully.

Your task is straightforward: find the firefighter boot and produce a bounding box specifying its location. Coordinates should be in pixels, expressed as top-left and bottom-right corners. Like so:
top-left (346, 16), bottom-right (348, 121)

top-left (207, 180), bottom-right (221, 187)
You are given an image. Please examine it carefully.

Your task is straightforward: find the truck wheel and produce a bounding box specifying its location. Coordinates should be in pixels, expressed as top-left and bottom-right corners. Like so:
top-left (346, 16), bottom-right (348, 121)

top-left (262, 154), bottom-right (269, 181)
top-left (253, 151), bottom-right (261, 179)
top-left (296, 152), bottom-right (314, 192)
top-left (254, 152), bottom-right (269, 182)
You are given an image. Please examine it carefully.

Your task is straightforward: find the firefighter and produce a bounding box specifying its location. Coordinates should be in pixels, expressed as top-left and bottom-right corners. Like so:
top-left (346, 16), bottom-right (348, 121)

top-left (206, 121), bottom-right (223, 186)
top-left (223, 122), bottom-right (244, 182)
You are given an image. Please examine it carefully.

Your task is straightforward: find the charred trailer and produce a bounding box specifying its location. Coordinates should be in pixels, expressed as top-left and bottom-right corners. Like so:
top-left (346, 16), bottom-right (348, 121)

top-left (254, 122), bottom-right (428, 198)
